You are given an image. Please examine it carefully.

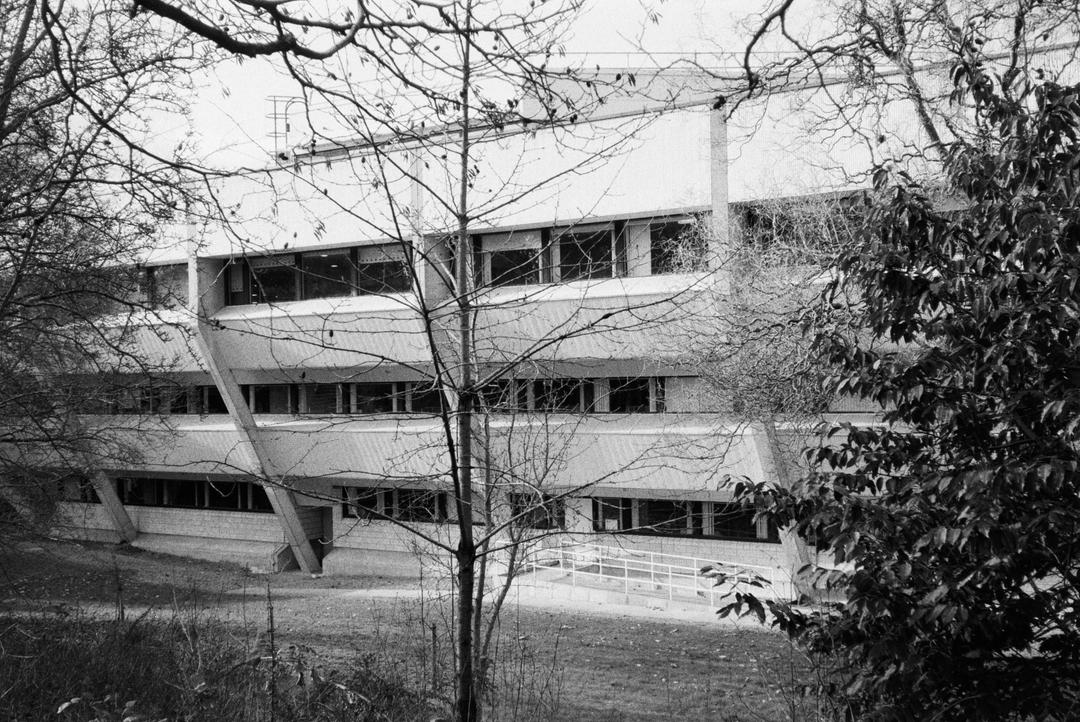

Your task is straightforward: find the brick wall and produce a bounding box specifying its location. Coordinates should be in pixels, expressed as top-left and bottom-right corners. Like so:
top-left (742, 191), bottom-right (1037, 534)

top-left (327, 504), bottom-right (462, 576)
top-left (127, 507), bottom-right (286, 543)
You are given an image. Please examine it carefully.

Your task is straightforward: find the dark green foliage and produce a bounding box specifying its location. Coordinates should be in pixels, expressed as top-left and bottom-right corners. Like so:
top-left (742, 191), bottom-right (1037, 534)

top-left (724, 63), bottom-right (1080, 720)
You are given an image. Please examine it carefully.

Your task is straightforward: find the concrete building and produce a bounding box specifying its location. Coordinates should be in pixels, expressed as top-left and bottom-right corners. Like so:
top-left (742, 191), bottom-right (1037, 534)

top-left (41, 70), bottom-right (896, 599)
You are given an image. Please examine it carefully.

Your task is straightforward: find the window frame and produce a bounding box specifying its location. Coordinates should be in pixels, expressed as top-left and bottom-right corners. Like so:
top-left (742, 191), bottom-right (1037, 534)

top-left (554, 223), bottom-right (616, 282)
top-left (478, 230), bottom-right (544, 287)
top-left (300, 248), bottom-right (355, 300)
top-left (590, 497), bottom-right (779, 543)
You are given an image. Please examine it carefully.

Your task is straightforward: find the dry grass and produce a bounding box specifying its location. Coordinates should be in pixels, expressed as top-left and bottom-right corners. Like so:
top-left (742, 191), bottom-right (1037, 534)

top-left (0, 540), bottom-right (822, 721)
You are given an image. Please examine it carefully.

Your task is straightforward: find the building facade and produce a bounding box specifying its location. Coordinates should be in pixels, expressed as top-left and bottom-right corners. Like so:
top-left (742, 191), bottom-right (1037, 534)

top-left (42, 71), bottom-right (892, 599)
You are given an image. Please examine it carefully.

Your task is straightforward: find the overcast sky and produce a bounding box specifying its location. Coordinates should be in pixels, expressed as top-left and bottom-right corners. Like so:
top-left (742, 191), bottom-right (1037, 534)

top-left (178, 0), bottom-right (765, 167)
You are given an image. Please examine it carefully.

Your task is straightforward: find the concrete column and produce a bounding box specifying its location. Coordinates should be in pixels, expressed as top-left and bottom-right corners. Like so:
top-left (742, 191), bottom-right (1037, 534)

top-left (751, 422), bottom-right (812, 598)
top-left (90, 471), bottom-right (136, 542)
top-left (186, 223), bottom-right (321, 573)
top-left (709, 108), bottom-right (730, 283)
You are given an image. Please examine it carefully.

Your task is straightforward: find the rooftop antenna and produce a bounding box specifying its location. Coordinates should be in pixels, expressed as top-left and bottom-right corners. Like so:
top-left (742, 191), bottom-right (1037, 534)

top-left (267, 95), bottom-right (304, 160)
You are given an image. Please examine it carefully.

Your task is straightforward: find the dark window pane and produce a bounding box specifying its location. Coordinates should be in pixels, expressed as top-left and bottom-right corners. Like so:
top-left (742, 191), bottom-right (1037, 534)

top-left (609, 377), bottom-right (651, 413)
top-left (164, 479), bottom-right (202, 508)
top-left (356, 261), bottom-right (410, 294)
top-left (251, 385), bottom-right (294, 414)
top-left (651, 220), bottom-right (705, 274)
top-left (113, 387), bottom-right (141, 415)
top-left (592, 497), bottom-right (631, 532)
top-left (207, 481), bottom-right (242, 510)
top-left (304, 383), bottom-right (339, 414)
top-left (510, 493), bottom-right (564, 530)
top-left (342, 487), bottom-right (382, 519)
top-left (479, 380), bottom-right (525, 412)
top-left (250, 258), bottom-right (296, 303)
top-left (393, 489), bottom-right (446, 523)
top-left (410, 383), bottom-right (443, 413)
top-left (534, 378), bottom-right (582, 412)
top-left (641, 499), bottom-right (692, 535)
top-left (582, 380), bottom-right (596, 412)
top-left (140, 386), bottom-right (162, 414)
top-left (712, 502), bottom-right (761, 541)
top-left (560, 229), bottom-right (612, 281)
top-left (489, 249), bottom-right (540, 286)
top-left (162, 386), bottom-right (190, 414)
top-left (301, 250), bottom-right (352, 299)
top-left (202, 386), bottom-right (228, 414)
top-left (120, 477), bottom-right (161, 506)
top-left (250, 484), bottom-right (274, 512)
top-left (354, 383), bottom-right (397, 413)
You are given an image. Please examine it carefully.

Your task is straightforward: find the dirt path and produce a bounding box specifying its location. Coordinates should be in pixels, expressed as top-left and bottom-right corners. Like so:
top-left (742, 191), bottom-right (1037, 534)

top-left (1, 540), bottom-right (807, 721)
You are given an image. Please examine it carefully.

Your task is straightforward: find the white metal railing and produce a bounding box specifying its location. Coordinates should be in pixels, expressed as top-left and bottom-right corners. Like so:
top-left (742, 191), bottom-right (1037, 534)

top-left (528, 542), bottom-right (779, 607)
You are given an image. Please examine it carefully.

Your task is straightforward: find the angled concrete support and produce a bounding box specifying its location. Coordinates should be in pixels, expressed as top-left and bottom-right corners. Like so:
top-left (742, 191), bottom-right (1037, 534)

top-left (190, 319), bottom-right (322, 574)
top-left (751, 421), bottom-right (812, 598)
top-left (90, 470), bottom-right (136, 542)
top-left (185, 241), bottom-right (321, 573)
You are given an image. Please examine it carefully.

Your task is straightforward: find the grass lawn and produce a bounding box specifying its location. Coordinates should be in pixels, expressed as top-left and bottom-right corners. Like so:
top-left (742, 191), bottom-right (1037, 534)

top-left (0, 540), bottom-right (814, 721)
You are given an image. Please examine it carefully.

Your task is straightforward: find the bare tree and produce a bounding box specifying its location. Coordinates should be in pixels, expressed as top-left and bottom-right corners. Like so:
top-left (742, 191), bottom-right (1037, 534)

top-left (112, 4), bottom-right (721, 721)
top-left (0, 1), bottom-right (211, 539)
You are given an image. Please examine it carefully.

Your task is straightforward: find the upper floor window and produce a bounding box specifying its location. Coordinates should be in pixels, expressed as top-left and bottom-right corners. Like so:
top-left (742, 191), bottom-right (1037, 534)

top-left (607, 377), bottom-right (665, 413)
top-left (245, 384), bottom-right (298, 414)
top-left (650, 218), bottom-right (706, 274)
top-left (557, 223), bottom-right (615, 281)
top-left (352, 382), bottom-right (400, 413)
top-left (355, 245), bottom-right (411, 294)
top-left (477, 231), bottom-right (542, 287)
top-left (141, 264), bottom-right (189, 308)
top-left (301, 249), bottom-right (352, 299)
top-left (250, 255), bottom-right (297, 303)
top-left (478, 379), bottom-right (528, 412)
top-left (81, 382), bottom-right (225, 416)
top-left (408, 382), bottom-right (444, 414)
top-left (225, 243), bottom-right (412, 306)
top-left (302, 383), bottom-right (341, 414)
top-left (533, 377), bottom-right (595, 413)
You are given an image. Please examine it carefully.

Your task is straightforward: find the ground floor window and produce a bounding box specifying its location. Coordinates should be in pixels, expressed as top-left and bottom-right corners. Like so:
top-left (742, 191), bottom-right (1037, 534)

top-left (591, 496), bottom-right (779, 543)
top-left (341, 487), bottom-right (385, 519)
top-left (592, 497), bottom-right (633, 532)
top-left (508, 492), bottom-right (565, 530)
top-left (341, 487), bottom-right (447, 523)
top-left (116, 477), bottom-right (274, 513)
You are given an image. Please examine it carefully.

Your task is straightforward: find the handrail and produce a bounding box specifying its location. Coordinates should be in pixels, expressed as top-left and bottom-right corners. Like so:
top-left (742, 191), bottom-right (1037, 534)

top-left (527, 541), bottom-right (785, 607)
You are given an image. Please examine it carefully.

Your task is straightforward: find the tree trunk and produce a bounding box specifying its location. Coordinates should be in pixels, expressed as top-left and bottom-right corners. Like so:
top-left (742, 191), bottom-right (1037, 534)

top-left (454, 5), bottom-right (478, 720)
top-left (456, 542), bottom-right (478, 722)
